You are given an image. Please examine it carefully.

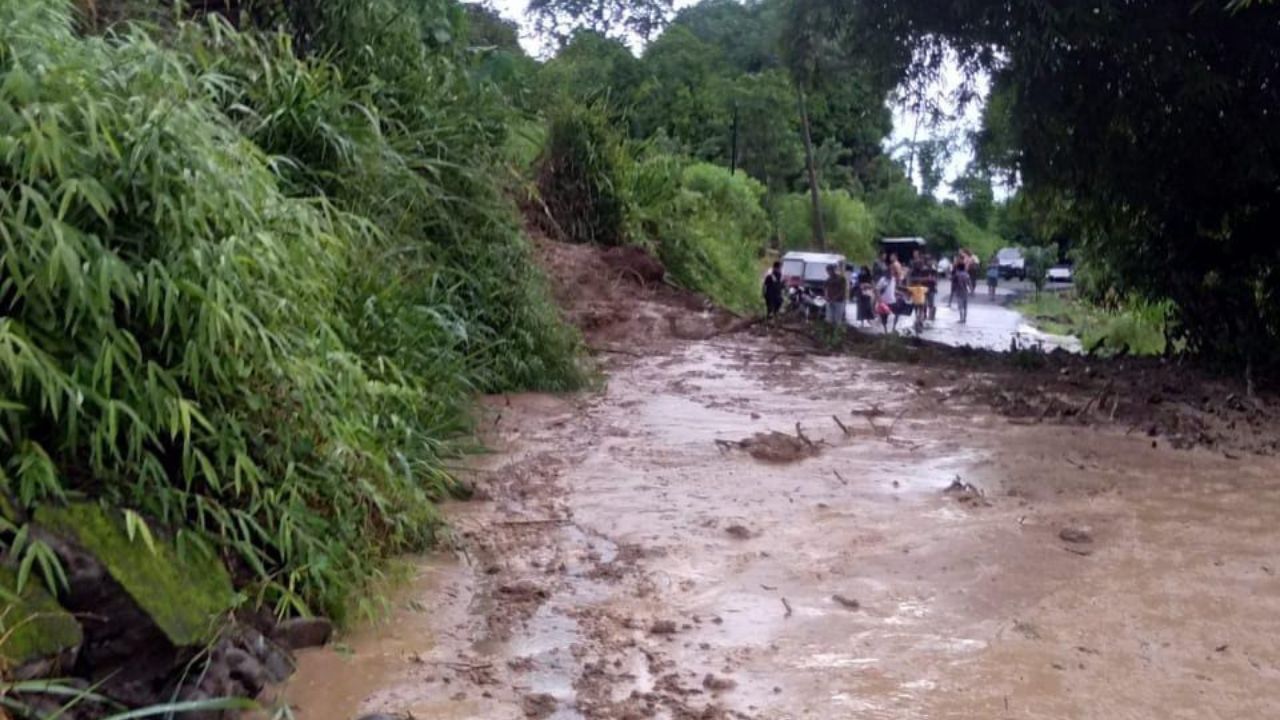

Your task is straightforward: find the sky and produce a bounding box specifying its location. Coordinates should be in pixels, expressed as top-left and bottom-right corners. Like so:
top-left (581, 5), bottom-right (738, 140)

top-left (482, 0), bottom-right (987, 200)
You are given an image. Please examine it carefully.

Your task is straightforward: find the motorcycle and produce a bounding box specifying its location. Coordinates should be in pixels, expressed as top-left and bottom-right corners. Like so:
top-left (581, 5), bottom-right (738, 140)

top-left (786, 285), bottom-right (827, 321)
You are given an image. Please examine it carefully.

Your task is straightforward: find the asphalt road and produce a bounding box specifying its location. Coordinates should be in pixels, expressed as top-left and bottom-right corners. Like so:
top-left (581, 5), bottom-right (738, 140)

top-left (847, 279), bottom-right (1080, 352)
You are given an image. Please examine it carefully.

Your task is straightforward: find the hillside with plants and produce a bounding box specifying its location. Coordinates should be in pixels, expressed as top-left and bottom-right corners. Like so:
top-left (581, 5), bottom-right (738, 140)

top-left (510, 0), bottom-right (1011, 297)
top-left (0, 0), bottom-right (590, 713)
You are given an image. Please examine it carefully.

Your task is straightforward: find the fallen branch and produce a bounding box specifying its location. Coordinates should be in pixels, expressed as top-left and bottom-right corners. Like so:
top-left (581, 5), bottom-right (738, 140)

top-left (831, 415), bottom-right (851, 436)
top-left (781, 597), bottom-right (793, 618)
top-left (832, 470), bottom-right (848, 486)
top-left (795, 422), bottom-right (815, 447)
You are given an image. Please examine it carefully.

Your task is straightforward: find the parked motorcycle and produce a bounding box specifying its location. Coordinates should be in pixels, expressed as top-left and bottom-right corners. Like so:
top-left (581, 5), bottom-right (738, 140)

top-left (786, 285), bottom-right (827, 321)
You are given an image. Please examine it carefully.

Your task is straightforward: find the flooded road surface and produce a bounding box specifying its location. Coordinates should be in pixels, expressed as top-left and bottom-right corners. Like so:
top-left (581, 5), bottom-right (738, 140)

top-left (849, 280), bottom-right (1079, 352)
top-left (283, 340), bottom-right (1280, 719)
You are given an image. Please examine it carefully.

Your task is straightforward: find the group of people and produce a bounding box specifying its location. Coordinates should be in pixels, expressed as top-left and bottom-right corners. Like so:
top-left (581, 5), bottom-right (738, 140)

top-left (762, 247), bottom-right (999, 331)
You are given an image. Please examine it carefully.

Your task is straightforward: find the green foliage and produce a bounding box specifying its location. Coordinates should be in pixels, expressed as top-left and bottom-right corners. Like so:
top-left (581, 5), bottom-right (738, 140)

top-left (35, 504), bottom-right (232, 647)
top-left (951, 167), bottom-right (995, 228)
top-left (527, 0), bottom-right (672, 46)
top-left (776, 190), bottom-right (875, 262)
top-left (629, 158), bottom-right (767, 311)
top-left (0, 0), bottom-right (583, 628)
top-left (534, 30), bottom-right (643, 110)
top-left (538, 103), bottom-right (630, 246)
top-left (534, 0), bottom-right (894, 196)
top-left (729, 71), bottom-right (804, 190)
top-left (1022, 245), bottom-right (1053, 296)
top-left (1017, 293), bottom-right (1170, 357)
top-left (864, 179), bottom-right (1000, 260)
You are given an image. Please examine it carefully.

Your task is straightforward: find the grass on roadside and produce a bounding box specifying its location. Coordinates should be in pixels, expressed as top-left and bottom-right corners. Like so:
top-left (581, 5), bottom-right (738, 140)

top-left (1016, 291), bottom-right (1169, 356)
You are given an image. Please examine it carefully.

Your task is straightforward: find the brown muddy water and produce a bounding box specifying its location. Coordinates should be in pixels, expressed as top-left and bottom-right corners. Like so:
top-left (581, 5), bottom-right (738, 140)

top-left (281, 340), bottom-right (1280, 720)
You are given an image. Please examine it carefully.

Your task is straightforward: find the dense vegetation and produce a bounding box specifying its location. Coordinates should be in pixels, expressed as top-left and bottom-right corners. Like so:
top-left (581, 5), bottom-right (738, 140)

top-left (0, 0), bottom-right (582, 634)
top-left (835, 0), bottom-right (1280, 372)
top-left (487, 0), bottom-right (1020, 310)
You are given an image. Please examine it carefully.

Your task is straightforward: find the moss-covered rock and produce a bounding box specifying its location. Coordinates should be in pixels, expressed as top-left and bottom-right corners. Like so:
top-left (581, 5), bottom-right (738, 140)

top-left (0, 565), bottom-right (82, 667)
top-left (34, 503), bottom-right (233, 647)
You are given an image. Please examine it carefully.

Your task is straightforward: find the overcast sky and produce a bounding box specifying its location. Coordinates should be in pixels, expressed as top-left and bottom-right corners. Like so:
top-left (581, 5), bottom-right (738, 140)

top-left (482, 0), bottom-right (986, 199)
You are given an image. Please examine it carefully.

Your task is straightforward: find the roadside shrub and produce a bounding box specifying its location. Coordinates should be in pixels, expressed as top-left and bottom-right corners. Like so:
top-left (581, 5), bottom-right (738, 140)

top-left (629, 157), bottom-right (768, 311)
top-left (0, 0), bottom-right (583, 624)
top-left (537, 103), bottom-right (630, 246)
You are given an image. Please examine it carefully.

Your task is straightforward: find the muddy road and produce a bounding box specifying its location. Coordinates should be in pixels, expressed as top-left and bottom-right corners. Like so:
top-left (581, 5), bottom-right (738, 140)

top-left (282, 339), bottom-right (1280, 720)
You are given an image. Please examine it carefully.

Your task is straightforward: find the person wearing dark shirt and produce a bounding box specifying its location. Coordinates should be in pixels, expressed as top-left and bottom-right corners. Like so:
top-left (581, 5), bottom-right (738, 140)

top-left (823, 264), bottom-right (848, 327)
top-left (763, 261), bottom-right (784, 318)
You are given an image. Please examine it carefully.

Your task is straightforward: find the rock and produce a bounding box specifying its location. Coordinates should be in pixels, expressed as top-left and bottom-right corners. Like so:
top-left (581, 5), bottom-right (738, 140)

top-left (498, 580), bottom-right (549, 601)
top-left (649, 620), bottom-right (679, 635)
top-left (0, 565), bottom-right (83, 671)
top-left (259, 639), bottom-right (296, 682)
top-left (224, 646), bottom-right (267, 696)
top-left (34, 503), bottom-right (233, 647)
top-left (1059, 527), bottom-right (1093, 544)
top-left (724, 524), bottom-right (752, 540)
top-left (702, 674), bottom-right (737, 692)
top-left (522, 692), bottom-right (558, 718)
top-left (272, 617), bottom-right (334, 651)
top-left (32, 526), bottom-right (184, 707)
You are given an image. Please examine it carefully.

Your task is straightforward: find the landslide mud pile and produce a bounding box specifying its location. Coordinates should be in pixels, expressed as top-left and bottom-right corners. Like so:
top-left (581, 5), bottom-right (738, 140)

top-left (532, 235), bottom-right (745, 347)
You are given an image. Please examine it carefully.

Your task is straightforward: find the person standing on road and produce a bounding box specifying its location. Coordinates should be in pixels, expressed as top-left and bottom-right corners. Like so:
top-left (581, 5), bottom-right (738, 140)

top-left (823, 264), bottom-right (848, 327)
top-left (985, 262), bottom-right (1000, 298)
top-left (953, 263), bottom-right (971, 323)
top-left (763, 261), bottom-right (784, 319)
top-left (947, 251), bottom-right (965, 308)
top-left (875, 271), bottom-right (897, 332)
top-left (856, 265), bottom-right (874, 326)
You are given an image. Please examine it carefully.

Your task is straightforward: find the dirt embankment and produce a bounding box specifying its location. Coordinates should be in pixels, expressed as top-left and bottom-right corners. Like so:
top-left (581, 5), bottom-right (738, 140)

top-left (532, 235), bottom-right (746, 349)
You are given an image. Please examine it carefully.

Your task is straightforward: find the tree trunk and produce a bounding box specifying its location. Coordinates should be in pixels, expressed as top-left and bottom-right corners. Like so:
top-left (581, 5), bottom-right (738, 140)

top-left (796, 88), bottom-right (826, 251)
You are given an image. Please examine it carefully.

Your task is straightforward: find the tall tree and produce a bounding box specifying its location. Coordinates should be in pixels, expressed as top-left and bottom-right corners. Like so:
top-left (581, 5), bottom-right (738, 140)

top-left (781, 0), bottom-right (841, 249)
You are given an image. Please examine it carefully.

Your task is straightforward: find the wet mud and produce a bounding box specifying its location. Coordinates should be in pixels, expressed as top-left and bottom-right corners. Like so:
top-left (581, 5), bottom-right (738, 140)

top-left (282, 340), bottom-right (1280, 720)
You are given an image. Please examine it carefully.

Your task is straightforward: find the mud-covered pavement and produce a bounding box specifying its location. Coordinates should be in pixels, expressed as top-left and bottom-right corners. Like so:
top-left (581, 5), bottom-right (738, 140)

top-left (855, 280), bottom-right (1080, 353)
top-left (283, 339), bottom-right (1280, 720)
